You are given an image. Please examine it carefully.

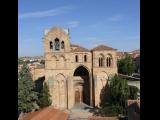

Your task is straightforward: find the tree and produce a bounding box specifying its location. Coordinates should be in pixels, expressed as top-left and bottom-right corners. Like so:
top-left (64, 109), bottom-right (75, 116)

top-left (40, 59), bottom-right (45, 65)
top-left (37, 82), bottom-right (52, 108)
top-left (18, 62), bottom-right (38, 114)
top-left (118, 54), bottom-right (136, 75)
top-left (100, 75), bottom-right (130, 116)
top-left (18, 59), bottom-right (24, 64)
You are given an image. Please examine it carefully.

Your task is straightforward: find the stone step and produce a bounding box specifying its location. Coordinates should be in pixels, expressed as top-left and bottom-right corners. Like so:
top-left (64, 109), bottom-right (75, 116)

top-left (68, 112), bottom-right (93, 120)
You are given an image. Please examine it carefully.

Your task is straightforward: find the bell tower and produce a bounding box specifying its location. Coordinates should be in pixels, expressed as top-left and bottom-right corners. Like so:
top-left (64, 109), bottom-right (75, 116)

top-left (44, 27), bottom-right (71, 53)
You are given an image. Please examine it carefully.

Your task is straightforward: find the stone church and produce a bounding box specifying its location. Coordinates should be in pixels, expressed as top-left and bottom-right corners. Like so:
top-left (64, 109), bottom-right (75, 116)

top-left (43, 27), bottom-right (117, 110)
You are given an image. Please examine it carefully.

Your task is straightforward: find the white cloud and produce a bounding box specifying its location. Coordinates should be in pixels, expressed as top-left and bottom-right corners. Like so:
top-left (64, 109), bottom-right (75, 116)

top-left (67, 21), bottom-right (79, 28)
top-left (18, 5), bottom-right (74, 19)
top-left (108, 14), bottom-right (124, 21)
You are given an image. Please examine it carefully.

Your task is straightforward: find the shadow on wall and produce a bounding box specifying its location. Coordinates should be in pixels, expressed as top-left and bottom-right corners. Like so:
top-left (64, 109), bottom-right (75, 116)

top-left (100, 82), bottom-right (110, 107)
top-left (35, 76), bottom-right (45, 93)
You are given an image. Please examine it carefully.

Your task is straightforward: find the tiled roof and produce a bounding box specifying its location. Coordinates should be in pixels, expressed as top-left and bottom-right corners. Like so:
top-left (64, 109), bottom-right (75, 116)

top-left (92, 45), bottom-right (117, 51)
top-left (71, 45), bottom-right (90, 52)
top-left (70, 44), bottom-right (79, 47)
top-left (19, 106), bottom-right (68, 120)
top-left (117, 52), bottom-right (124, 56)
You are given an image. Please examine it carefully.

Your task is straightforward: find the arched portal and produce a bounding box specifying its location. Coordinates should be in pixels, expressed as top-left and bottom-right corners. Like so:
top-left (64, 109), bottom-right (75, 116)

top-left (73, 66), bottom-right (90, 105)
top-left (54, 74), bottom-right (67, 109)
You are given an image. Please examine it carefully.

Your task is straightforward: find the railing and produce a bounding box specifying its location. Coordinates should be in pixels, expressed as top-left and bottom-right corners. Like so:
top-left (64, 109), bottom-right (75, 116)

top-left (118, 74), bottom-right (140, 81)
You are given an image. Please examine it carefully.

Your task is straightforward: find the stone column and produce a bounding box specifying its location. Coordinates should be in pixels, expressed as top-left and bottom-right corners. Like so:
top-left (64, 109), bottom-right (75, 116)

top-left (90, 73), bottom-right (93, 106)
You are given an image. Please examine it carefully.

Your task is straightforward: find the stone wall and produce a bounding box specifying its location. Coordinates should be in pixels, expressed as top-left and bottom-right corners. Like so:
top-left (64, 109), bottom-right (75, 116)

top-left (42, 27), bottom-right (118, 109)
top-left (32, 68), bottom-right (45, 81)
top-left (92, 50), bottom-right (117, 107)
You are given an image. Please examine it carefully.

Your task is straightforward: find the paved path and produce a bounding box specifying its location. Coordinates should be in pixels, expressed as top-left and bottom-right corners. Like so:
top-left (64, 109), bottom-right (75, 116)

top-left (67, 103), bottom-right (97, 120)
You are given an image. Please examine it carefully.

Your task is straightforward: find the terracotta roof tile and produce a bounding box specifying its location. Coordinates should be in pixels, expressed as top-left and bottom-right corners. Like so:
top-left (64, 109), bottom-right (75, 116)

top-left (92, 45), bottom-right (117, 51)
top-left (19, 106), bottom-right (68, 120)
top-left (70, 44), bottom-right (79, 47)
top-left (71, 45), bottom-right (90, 52)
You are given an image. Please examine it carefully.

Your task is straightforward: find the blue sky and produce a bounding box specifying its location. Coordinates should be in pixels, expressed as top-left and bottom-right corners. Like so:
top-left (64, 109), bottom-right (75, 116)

top-left (18, 0), bottom-right (140, 57)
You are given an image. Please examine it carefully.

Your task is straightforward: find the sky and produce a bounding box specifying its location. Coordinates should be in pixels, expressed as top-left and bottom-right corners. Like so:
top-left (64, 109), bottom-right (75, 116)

top-left (18, 0), bottom-right (140, 57)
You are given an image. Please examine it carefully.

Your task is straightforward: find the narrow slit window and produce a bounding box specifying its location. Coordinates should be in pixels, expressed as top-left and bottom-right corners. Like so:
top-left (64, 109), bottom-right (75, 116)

top-left (50, 41), bottom-right (53, 49)
top-left (75, 55), bottom-right (78, 62)
top-left (84, 55), bottom-right (87, 62)
top-left (55, 38), bottom-right (60, 50)
top-left (61, 41), bottom-right (64, 49)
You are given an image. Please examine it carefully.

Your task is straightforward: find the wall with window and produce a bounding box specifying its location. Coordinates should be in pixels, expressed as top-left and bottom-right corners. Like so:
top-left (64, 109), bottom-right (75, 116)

top-left (92, 50), bottom-right (118, 78)
top-left (72, 53), bottom-right (91, 63)
top-left (44, 27), bottom-right (71, 53)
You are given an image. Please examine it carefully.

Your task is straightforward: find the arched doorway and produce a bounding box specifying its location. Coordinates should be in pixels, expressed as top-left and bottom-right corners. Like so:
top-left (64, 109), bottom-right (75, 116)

top-left (73, 66), bottom-right (90, 105)
top-left (75, 90), bottom-right (80, 103)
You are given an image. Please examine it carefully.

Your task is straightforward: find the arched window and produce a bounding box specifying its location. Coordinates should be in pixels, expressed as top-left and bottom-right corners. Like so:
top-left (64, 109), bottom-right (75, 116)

top-left (99, 58), bottom-right (101, 67)
top-left (55, 38), bottom-right (60, 50)
top-left (49, 41), bottom-right (53, 49)
top-left (61, 41), bottom-right (64, 49)
top-left (99, 54), bottom-right (104, 67)
top-left (101, 58), bottom-right (103, 66)
top-left (109, 57), bottom-right (111, 67)
top-left (75, 55), bottom-right (78, 62)
top-left (106, 57), bottom-right (112, 67)
top-left (84, 55), bottom-right (87, 62)
top-left (106, 57), bottom-right (109, 67)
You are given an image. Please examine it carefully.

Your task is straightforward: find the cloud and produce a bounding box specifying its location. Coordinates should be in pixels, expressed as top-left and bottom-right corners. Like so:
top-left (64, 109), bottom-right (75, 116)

top-left (67, 21), bottom-right (79, 28)
top-left (108, 14), bottom-right (124, 21)
top-left (18, 5), bottom-right (74, 19)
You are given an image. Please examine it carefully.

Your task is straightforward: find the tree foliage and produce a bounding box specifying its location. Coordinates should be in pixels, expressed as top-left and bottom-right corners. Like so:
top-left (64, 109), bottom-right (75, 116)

top-left (118, 54), bottom-right (136, 75)
top-left (100, 75), bottom-right (130, 116)
top-left (18, 59), bottom-right (24, 64)
top-left (37, 82), bottom-right (52, 108)
top-left (18, 62), bottom-right (38, 113)
top-left (128, 86), bottom-right (139, 99)
top-left (40, 59), bottom-right (45, 65)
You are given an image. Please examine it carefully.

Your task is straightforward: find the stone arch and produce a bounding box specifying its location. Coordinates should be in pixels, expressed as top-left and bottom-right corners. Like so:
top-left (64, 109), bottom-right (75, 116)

top-left (106, 53), bottom-right (113, 67)
top-left (53, 73), bottom-right (67, 109)
top-left (73, 65), bottom-right (91, 105)
top-left (97, 71), bottom-right (109, 87)
top-left (95, 71), bottom-right (109, 107)
top-left (52, 55), bottom-right (58, 60)
top-left (54, 38), bottom-right (60, 50)
top-left (98, 53), bottom-right (105, 67)
top-left (51, 55), bottom-right (57, 68)
top-left (73, 64), bottom-right (91, 76)
top-left (61, 41), bottom-right (65, 49)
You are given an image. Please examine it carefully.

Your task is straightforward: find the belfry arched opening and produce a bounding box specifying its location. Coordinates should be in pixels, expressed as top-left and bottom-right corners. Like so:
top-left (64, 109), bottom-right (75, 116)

top-left (73, 66), bottom-right (90, 105)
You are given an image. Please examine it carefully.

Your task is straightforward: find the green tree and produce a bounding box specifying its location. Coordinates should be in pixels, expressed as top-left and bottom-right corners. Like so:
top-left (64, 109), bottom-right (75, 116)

top-left (118, 54), bottom-right (136, 75)
top-left (18, 59), bottom-right (24, 64)
top-left (40, 59), bottom-right (45, 65)
top-left (18, 62), bottom-right (38, 113)
top-left (37, 82), bottom-right (52, 108)
top-left (100, 75), bottom-right (130, 116)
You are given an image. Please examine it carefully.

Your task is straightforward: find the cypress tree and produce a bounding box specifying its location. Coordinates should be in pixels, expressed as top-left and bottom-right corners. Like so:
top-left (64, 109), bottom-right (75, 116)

top-left (37, 82), bottom-right (52, 108)
top-left (18, 62), bottom-right (38, 114)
